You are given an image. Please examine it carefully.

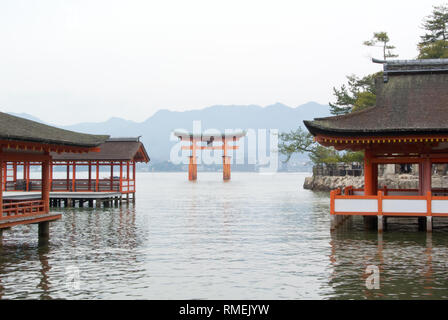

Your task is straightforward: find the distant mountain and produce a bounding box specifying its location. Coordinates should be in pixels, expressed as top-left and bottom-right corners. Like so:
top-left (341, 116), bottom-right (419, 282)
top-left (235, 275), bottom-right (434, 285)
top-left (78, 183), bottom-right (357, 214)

top-left (7, 112), bottom-right (46, 123)
top-left (7, 102), bottom-right (332, 170)
top-left (59, 102), bottom-right (331, 164)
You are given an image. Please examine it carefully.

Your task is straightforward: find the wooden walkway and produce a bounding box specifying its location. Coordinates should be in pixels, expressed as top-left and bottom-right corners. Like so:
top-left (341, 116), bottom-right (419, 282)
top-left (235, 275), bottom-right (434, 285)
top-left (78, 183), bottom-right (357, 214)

top-left (0, 212), bottom-right (61, 229)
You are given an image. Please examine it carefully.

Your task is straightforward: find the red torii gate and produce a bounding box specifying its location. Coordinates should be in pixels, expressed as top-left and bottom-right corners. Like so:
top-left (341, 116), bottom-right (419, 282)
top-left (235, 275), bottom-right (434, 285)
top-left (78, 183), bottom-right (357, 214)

top-left (174, 130), bottom-right (246, 181)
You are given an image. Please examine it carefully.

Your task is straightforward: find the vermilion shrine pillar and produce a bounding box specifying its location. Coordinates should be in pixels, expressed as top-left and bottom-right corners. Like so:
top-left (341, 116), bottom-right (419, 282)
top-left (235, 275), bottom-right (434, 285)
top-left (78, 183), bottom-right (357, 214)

top-left (41, 155), bottom-right (51, 213)
top-left (188, 137), bottom-right (197, 181)
top-left (223, 156), bottom-right (231, 180)
top-left (364, 149), bottom-right (375, 196)
top-left (222, 137), bottom-right (232, 181)
top-left (422, 157), bottom-right (432, 195)
top-left (189, 155), bottom-right (197, 181)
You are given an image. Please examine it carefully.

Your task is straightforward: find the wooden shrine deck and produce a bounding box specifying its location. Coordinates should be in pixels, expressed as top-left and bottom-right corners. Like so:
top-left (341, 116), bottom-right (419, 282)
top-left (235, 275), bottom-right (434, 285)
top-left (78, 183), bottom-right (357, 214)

top-left (0, 212), bottom-right (61, 229)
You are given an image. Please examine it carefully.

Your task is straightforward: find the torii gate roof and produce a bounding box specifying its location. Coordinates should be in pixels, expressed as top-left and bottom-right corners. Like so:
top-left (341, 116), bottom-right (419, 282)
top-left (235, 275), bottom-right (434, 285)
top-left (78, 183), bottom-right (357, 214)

top-left (173, 129), bottom-right (246, 142)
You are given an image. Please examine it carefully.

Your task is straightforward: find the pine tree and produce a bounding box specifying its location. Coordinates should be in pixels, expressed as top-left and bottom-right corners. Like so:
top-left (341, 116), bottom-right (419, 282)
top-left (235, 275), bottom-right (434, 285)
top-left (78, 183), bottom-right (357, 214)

top-left (363, 32), bottom-right (399, 61)
top-left (328, 73), bottom-right (378, 116)
top-left (418, 4), bottom-right (448, 59)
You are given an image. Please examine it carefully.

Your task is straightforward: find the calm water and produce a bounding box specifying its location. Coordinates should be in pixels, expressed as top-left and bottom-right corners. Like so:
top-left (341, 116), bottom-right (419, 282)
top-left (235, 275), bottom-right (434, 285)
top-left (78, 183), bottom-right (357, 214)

top-left (1, 172), bottom-right (448, 299)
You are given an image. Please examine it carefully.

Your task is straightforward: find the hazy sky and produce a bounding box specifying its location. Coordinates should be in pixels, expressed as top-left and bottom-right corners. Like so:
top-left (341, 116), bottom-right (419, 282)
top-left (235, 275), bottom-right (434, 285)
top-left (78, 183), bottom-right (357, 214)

top-left (0, 0), bottom-right (445, 125)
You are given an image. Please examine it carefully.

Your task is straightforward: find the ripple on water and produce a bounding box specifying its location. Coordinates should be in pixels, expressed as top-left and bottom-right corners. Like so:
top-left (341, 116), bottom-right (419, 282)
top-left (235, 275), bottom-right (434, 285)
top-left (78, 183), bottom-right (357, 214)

top-left (1, 172), bottom-right (448, 299)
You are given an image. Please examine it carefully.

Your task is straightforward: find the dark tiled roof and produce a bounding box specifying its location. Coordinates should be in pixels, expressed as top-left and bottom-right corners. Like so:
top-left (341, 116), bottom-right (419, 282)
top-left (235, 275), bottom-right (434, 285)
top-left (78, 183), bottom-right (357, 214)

top-left (52, 138), bottom-right (150, 162)
top-left (304, 59), bottom-right (448, 137)
top-left (384, 59), bottom-right (448, 75)
top-left (0, 112), bottom-right (109, 147)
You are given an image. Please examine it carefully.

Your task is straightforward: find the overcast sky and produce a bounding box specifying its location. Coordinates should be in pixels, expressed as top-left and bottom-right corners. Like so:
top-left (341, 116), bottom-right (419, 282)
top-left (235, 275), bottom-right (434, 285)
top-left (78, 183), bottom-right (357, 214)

top-left (0, 0), bottom-right (445, 125)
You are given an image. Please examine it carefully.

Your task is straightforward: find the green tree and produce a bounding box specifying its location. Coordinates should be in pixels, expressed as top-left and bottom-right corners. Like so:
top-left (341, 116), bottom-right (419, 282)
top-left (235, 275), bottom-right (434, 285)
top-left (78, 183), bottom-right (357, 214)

top-left (418, 4), bottom-right (448, 59)
top-left (363, 31), bottom-right (399, 60)
top-left (328, 72), bottom-right (378, 116)
top-left (308, 146), bottom-right (341, 164)
top-left (340, 151), bottom-right (364, 163)
top-left (278, 127), bottom-right (317, 162)
top-left (278, 127), bottom-right (340, 165)
top-left (278, 128), bottom-right (363, 165)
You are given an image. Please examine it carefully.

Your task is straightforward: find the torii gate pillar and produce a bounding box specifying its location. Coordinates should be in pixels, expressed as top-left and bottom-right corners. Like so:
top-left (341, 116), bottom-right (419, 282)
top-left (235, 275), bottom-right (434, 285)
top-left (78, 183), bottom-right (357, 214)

top-left (223, 156), bottom-right (231, 181)
top-left (189, 156), bottom-right (197, 181)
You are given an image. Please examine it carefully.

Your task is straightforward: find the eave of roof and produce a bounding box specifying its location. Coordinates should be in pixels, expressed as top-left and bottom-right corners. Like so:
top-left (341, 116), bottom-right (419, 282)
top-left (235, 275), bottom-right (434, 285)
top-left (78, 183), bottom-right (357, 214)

top-left (51, 138), bottom-right (150, 162)
top-left (303, 119), bottom-right (448, 138)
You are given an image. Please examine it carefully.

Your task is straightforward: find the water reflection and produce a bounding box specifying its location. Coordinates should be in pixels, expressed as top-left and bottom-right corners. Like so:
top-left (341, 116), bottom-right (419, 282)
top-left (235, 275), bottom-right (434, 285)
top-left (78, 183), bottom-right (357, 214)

top-left (37, 245), bottom-right (51, 300)
top-left (1, 173), bottom-right (448, 299)
top-left (328, 218), bottom-right (447, 299)
top-left (0, 203), bottom-right (145, 299)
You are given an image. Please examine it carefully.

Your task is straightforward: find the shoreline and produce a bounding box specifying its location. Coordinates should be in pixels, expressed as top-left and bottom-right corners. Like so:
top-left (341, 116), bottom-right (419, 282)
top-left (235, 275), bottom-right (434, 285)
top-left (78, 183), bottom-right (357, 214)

top-left (303, 174), bottom-right (448, 192)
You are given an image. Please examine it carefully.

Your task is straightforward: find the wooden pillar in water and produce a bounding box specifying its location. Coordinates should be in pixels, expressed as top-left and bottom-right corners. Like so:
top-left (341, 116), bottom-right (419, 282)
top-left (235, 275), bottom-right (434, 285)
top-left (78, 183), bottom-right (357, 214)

top-left (189, 156), bottom-right (197, 181)
top-left (188, 137), bottom-right (197, 181)
top-left (38, 221), bottom-right (49, 245)
top-left (426, 216), bottom-right (433, 232)
top-left (223, 156), bottom-right (231, 181)
top-left (222, 137), bottom-right (231, 181)
top-left (378, 216), bottom-right (384, 233)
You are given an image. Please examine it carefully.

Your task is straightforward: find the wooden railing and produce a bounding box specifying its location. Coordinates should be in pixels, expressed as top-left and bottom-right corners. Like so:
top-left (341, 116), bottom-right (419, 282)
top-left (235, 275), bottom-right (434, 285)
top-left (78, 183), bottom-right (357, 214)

top-left (4, 179), bottom-right (135, 193)
top-left (340, 186), bottom-right (448, 196)
top-left (330, 186), bottom-right (448, 217)
top-left (120, 180), bottom-right (135, 193)
top-left (1, 200), bottom-right (45, 220)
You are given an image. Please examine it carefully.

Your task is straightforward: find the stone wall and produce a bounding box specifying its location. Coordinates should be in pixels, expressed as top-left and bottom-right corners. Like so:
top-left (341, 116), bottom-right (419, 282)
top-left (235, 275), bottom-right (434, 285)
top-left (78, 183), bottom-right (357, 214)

top-left (303, 174), bottom-right (448, 191)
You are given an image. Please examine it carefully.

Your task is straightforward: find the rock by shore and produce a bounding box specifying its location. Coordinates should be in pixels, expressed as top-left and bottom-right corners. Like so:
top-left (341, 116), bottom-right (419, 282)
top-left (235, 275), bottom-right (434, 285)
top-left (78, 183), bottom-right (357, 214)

top-left (303, 174), bottom-right (448, 191)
